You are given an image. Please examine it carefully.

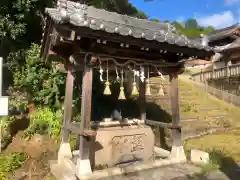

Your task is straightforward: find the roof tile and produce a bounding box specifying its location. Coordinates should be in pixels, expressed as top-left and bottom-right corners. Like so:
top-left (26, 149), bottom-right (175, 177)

top-left (45, 1), bottom-right (213, 52)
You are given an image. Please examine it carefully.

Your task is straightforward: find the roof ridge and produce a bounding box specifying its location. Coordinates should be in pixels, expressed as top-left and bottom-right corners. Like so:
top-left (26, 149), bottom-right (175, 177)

top-left (207, 23), bottom-right (239, 36)
top-left (45, 1), bottom-right (213, 52)
top-left (65, 1), bottom-right (177, 32)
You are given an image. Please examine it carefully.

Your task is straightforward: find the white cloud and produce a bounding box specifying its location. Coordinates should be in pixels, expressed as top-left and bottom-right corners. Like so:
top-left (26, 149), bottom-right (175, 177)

top-left (224, 0), bottom-right (240, 5)
top-left (197, 11), bottom-right (237, 28)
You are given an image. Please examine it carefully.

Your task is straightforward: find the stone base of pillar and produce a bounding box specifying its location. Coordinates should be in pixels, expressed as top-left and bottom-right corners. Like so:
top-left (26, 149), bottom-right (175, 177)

top-left (169, 145), bottom-right (187, 162)
top-left (76, 159), bottom-right (92, 177)
top-left (50, 159), bottom-right (76, 180)
top-left (58, 142), bottom-right (72, 164)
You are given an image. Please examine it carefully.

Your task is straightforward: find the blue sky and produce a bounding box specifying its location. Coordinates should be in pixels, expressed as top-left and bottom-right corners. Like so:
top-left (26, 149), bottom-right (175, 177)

top-left (129, 0), bottom-right (240, 29)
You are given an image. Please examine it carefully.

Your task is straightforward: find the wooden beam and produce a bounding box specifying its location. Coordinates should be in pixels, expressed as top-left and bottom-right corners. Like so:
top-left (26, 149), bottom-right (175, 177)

top-left (65, 123), bottom-right (97, 137)
top-left (54, 24), bottom-right (213, 58)
top-left (145, 119), bottom-right (181, 129)
top-left (62, 70), bottom-right (74, 143)
top-left (170, 73), bottom-right (182, 147)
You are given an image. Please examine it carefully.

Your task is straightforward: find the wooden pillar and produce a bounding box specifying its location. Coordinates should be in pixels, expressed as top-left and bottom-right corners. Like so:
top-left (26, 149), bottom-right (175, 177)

top-left (58, 69), bottom-right (74, 163)
top-left (76, 55), bottom-right (93, 175)
top-left (170, 74), bottom-right (181, 146)
top-left (79, 67), bottom-right (93, 158)
top-left (169, 73), bottom-right (186, 161)
top-left (62, 70), bottom-right (74, 142)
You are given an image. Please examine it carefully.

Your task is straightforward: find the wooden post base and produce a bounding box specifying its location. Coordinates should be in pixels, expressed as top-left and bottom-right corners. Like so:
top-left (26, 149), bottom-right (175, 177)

top-left (76, 159), bottom-right (92, 177)
top-left (50, 159), bottom-right (76, 180)
top-left (169, 145), bottom-right (186, 161)
top-left (58, 142), bottom-right (73, 164)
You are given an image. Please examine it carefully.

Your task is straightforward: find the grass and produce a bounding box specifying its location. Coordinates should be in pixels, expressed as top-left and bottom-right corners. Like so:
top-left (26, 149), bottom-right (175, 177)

top-left (178, 77), bottom-right (240, 172)
top-left (150, 76), bottom-right (240, 129)
top-left (178, 79), bottom-right (240, 129)
top-left (185, 130), bottom-right (240, 162)
top-left (150, 76), bottom-right (240, 173)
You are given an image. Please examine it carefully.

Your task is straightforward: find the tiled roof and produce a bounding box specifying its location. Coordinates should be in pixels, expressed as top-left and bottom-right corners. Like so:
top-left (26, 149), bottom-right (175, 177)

top-left (207, 23), bottom-right (239, 41)
top-left (45, 1), bottom-right (212, 52)
top-left (218, 38), bottom-right (240, 53)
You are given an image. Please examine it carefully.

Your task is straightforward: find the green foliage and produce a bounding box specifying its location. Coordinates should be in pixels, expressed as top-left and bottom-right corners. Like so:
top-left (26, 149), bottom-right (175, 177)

top-left (7, 88), bottom-right (29, 113)
top-left (185, 18), bottom-right (198, 29)
top-left (199, 148), bottom-right (236, 174)
top-left (0, 0), bottom-right (55, 58)
top-left (24, 107), bottom-right (62, 138)
top-left (0, 152), bottom-right (26, 179)
top-left (181, 101), bottom-right (198, 113)
top-left (150, 18), bottom-right (160, 22)
top-left (86, 0), bottom-right (147, 19)
top-left (172, 21), bottom-right (184, 31)
top-left (12, 44), bottom-right (66, 107)
top-left (171, 18), bottom-right (215, 38)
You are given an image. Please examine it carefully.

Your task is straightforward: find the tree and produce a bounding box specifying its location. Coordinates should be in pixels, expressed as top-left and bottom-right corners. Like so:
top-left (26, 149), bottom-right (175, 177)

top-left (150, 18), bottom-right (160, 22)
top-left (82, 0), bottom-right (147, 19)
top-left (172, 21), bottom-right (184, 31)
top-left (185, 18), bottom-right (198, 29)
top-left (0, 0), bottom-right (55, 58)
top-left (0, 0), bottom-right (147, 60)
top-left (2, 0), bottom-right (148, 106)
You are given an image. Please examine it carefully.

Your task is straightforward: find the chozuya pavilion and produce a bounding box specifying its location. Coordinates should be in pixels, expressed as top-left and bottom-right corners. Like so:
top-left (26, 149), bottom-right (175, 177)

top-left (40, 0), bottom-right (214, 179)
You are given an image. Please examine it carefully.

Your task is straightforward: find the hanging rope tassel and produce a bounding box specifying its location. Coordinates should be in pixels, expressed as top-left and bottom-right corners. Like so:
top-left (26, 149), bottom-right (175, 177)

top-left (145, 66), bottom-right (152, 96)
top-left (131, 66), bottom-right (139, 97)
top-left (118, 69), bottom-right (126, 100)
top-left (158, 85), bottom-right (164, 96)
top-left (131, 82), bottom-right (139, 96)
top-left (118, 87), bottom-right (126, 100)
top-left (103, 60), bottom-right (111, 95)
top-left (145, 83), bottom-right (151, 96)
top-left (104, 81), bottom-right (111, 95)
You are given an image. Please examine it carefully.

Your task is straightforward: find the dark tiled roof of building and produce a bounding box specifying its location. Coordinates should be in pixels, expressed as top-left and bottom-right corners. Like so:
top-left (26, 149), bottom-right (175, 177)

top-left (220, 38), bottom-right (240, 52)
top-left (228, 38), bottom-right (240, 48)
top-left (207, 23), bottom-right (239, 41)
top-left (45, 1), bottom-right (212, 52)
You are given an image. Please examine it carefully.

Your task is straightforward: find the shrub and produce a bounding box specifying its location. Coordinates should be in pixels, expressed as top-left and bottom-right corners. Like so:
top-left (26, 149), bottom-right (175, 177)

top-left (12, 44), bottom-right (66, 107)
top-left (0, 152), bottom-right (27, 179)
top-left (24, 107), bottom-right (62, 138)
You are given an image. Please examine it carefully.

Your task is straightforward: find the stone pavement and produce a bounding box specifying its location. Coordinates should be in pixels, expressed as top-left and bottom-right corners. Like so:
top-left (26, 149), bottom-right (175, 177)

top-left (97, 163), bottom-right (201, 180)
top-left (96, 163), bottom-right (240, 180)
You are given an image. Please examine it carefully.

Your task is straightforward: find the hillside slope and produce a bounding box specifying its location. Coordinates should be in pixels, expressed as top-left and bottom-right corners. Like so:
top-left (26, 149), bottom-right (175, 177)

top-left (148, 76), bottom-right (240, 162)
